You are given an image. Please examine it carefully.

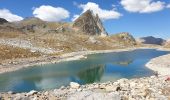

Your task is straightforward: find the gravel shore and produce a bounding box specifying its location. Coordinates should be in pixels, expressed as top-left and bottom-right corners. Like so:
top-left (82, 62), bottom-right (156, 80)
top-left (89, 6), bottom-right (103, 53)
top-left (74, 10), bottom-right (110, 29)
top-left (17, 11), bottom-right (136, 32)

top-left (146, 54), bottom-right (170, 75)
top-left (0, 75), bottom-right (170, 100)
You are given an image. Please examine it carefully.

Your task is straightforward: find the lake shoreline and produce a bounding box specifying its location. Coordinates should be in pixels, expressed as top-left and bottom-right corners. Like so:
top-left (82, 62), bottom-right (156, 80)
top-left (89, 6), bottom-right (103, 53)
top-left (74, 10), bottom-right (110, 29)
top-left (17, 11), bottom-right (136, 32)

top-left (146, 53), bottom-right (170, 75)
top-left (0, 47), bottom-right (170, 99)
top-left (0, 47), bottom-right (164, 74)
top-left (0, 75), bottom-right (170, 99)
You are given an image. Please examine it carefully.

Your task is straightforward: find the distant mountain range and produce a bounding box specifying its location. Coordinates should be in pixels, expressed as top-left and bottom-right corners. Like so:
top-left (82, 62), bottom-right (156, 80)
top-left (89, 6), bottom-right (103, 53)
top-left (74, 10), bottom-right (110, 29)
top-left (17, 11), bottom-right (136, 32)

top-left (138, 36), bottom-right (166, 45)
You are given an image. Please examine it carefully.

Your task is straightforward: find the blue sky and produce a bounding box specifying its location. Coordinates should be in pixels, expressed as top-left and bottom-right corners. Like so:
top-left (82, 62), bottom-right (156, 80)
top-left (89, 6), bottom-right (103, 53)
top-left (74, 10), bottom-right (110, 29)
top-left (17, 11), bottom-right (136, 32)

top-left (0, 0), bottom-right (170, 39)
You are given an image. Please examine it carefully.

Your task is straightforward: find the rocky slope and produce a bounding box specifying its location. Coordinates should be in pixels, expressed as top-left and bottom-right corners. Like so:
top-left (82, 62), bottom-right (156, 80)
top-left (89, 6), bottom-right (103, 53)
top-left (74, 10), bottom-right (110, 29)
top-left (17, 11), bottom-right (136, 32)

top-left (0, 75), bottom-right (170, 100)
top-left (111, 32), bottom-right (136, 46)
top-left (164, 39), bottom-right (170, 48)
top-left (0, 12), bottom-right (137, 62)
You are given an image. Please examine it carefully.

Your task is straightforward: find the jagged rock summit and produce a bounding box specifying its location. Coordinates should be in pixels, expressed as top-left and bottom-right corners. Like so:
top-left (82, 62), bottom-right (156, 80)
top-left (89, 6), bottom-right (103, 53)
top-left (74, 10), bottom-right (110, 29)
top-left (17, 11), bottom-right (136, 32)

top-left (0, 18), bottom-right (8, 24)
top-left (73, 10), bottom-right (108, 36)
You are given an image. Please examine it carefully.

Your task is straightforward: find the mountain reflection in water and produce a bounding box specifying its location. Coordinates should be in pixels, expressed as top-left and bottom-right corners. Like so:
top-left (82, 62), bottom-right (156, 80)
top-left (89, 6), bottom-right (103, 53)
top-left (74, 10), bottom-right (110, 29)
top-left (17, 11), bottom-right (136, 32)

top-left (77, 64), bottom-right (105, 83)
top-left (0, 49), bottom-right (169, 92)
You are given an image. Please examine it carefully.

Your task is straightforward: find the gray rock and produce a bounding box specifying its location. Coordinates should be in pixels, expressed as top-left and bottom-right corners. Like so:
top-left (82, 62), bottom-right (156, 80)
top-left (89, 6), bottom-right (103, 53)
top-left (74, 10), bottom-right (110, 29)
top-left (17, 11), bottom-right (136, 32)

top-left (105, 86), bottom-right (118, 92)
top-left (44, 91), bottom-right (49, 95)
top-left (67, 91), bottom-right (121, 100)
top-left (27, 90), bottom-right (38, 96)
top-left (70, 82), bottom-right (80, 89)
top-left (14, 94), bottom-right (30, 100)
top-left (8, 91), bottom-right (14, 94)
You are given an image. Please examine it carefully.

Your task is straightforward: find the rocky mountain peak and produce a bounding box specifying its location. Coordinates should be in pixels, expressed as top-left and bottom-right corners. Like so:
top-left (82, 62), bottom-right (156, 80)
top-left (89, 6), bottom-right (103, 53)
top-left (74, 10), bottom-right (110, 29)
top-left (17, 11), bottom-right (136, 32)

top-left (0, 18), bottom-right (8, 24)
top-left (73, 10), bottom-right (108, 36)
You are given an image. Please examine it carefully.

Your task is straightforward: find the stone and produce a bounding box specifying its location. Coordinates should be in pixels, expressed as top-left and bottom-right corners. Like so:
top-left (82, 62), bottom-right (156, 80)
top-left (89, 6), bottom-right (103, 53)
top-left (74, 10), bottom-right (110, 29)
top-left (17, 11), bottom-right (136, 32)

top-left (105, 86), bottom-right (117, 92)
top-left (150, 76), bottom-right (155, 78)
top-left (60, 86), bottom-right (65, 90)
top-left (93, 84), bottom-right (99, 89)
top-left (44, 91), bottom-right (49, 95)
top-left (130, 82), bottom-right (137, 88)
top-left (117, 78), bottom-right (128, 83)
top-left (27, 90), bottom-right (38, 96)
top-left (77, 88), bottom-right (82, 92)
top-left (14, 94), bottom-right (30, 100)
top-left (8, 91), bottom-right (14, 94)
top-left (99, 84), bottom-right (106, 89)
top-left (70, 82), bottom-right (80, 89)
top-left (67, 91), bottom-right (121, 100)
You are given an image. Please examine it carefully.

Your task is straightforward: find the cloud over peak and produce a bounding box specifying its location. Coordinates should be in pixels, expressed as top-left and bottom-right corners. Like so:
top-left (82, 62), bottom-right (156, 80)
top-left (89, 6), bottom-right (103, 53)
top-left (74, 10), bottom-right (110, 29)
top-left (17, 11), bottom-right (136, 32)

top-left (0, 9), bottom-right (23, 22)
top-left (120, 0), bottom-right (165, 13)
top-left (72, 2), bottom-right (122, 21)
top-left (33, 5), bottom-right (70, 22)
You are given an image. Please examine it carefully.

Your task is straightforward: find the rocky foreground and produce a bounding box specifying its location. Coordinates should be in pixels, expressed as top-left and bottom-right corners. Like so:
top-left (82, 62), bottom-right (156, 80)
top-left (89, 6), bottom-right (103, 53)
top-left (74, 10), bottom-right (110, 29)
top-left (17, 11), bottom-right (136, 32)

top-left (0, 75), bottom-right (170, 100)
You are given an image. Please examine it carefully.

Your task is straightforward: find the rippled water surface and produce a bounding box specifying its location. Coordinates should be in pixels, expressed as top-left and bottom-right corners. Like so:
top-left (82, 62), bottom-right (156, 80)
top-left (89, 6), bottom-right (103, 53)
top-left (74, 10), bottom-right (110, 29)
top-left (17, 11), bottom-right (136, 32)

top-left (0, 49), bottom-right (169, 92)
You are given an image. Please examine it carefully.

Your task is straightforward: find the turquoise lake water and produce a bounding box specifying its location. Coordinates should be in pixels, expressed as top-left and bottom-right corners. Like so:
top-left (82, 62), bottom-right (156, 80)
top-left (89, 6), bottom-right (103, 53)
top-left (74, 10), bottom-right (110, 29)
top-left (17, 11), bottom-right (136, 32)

top-left (0, 49), bottom-right (169, 92)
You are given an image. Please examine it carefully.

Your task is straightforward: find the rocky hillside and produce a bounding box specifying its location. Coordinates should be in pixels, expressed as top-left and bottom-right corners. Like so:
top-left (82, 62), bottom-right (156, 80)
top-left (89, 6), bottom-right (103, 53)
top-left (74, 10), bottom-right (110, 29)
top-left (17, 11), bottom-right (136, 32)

top-left (164, 39), bottom-right (170, 48)
top-left (138, 36), bottom-right (166, 45)
top-left (111, 32), bottom-right (136, 46)
top-left (0, 11), bottom-right (137, 61)
top-left (73, 10), bottom-right (108, 36)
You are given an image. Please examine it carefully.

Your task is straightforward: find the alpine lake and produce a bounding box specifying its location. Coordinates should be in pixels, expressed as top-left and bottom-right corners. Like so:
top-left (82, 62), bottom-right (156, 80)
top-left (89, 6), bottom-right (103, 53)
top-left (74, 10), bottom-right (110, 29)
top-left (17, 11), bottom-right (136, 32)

top-left (0, 49), bottom-right (169, 92)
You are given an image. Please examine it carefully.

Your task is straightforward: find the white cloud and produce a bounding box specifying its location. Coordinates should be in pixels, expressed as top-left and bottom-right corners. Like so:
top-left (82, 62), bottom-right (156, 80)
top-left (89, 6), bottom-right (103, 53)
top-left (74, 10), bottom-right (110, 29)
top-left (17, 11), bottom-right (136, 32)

top-left (167, 4), bottom-right (170, 8)
top-left (0, 9), bottom-right (23, 22)
top-left (33, 5), bottom-right (70, 22)
top-left (72, 2), bottom-right (122, 21)
top-left (120, 0), bottom-right (165, 13)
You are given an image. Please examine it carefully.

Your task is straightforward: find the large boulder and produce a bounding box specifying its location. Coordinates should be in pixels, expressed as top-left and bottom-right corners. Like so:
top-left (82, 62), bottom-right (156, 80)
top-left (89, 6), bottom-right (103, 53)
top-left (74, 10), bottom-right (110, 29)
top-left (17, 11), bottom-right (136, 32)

top-left (70, 82), bottom-right (80, 89)
top-left (73, 10), bottom-right (108, 36)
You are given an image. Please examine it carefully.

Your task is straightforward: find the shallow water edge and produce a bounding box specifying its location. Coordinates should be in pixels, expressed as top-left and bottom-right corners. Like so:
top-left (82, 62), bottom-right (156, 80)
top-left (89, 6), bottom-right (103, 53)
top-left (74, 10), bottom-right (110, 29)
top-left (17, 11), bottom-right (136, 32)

top-left (0, 47), bottom-right (169, 74)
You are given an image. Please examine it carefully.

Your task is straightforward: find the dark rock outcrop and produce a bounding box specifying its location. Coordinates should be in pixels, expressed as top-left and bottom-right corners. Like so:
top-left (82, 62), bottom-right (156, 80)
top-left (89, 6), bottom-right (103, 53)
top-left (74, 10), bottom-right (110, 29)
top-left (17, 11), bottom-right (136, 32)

top-left (73, 10), bottom-right (108, 36)
top-left (0, 18), bottom-right (8, 24)
top-left (139, 36), bottom-right (166, 45)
